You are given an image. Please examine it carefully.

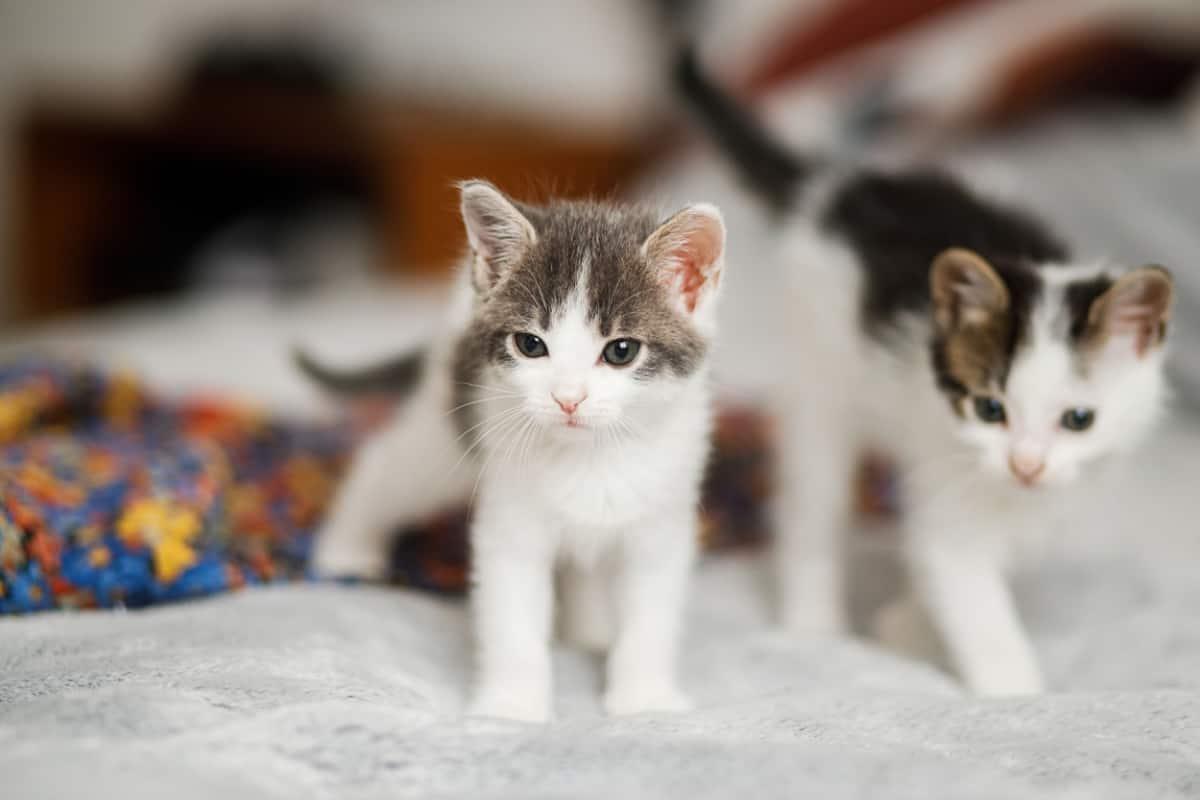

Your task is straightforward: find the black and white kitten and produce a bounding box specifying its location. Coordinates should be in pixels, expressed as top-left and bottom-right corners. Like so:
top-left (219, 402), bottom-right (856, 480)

top-left (302, 181), bottom-right (727, 720)
top-left (676, 50), bottom-right (1174, 694)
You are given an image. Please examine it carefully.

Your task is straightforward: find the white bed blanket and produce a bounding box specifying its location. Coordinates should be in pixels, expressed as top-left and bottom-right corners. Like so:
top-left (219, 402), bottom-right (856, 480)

top-left (4, 414), bottom-right (1200, 799)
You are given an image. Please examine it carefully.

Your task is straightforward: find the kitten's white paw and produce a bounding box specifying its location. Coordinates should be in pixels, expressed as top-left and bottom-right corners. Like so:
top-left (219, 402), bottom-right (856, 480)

top-left (310, 535), bottom-right (388, 580)
top-left (469, 686), bottom-right (552, 723)
top-left (603, 682), bottom-right (693, 716)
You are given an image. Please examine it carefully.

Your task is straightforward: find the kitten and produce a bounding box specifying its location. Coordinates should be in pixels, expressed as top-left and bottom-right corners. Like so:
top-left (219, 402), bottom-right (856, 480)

top-left (676, 49), bottom-right (1174, 694)
top-left (300, 181), bottom-right (726, 720)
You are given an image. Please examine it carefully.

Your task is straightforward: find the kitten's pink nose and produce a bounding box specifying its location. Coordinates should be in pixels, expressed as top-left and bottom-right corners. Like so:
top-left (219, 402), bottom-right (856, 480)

top-left (1008, 453), bottom-right (1045, 487)
top-left (552, 392), bottom-right (586, 415)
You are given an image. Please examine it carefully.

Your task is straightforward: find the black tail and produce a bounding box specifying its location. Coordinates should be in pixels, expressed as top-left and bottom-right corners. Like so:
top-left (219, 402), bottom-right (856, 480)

top-left (293, 347), bottom-right (425, 397)
top-left (673, 46), bottom-right (812, 212)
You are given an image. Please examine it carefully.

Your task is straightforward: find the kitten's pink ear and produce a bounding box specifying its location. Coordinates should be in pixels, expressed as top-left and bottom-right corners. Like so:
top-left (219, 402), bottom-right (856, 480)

top-left (930, 248), bottom-right (1009, 330)
top-left (1087, 266), bottom-right (1173, 356)
top-left (460, 181), bottom-right (537, 292)
top-left (643, 203), bottom-right (726, 315)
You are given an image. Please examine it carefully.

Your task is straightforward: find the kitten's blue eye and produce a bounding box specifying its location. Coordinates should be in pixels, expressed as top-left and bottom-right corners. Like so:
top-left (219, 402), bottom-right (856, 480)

top-left (514, 333), bottom-right (548, 358)
top-left (1061, 408), bottom-right (1095, 432)
top-left (973, 396), bottom-right (1007, 424)
top-left (601, 338), bottom-right (640, 366)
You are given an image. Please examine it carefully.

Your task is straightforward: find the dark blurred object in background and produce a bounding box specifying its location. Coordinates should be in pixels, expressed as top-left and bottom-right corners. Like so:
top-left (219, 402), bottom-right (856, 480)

top-left (122, 29), bottom-right (371, 300)
top-left (15, 27), bottom-right (375, 316)
top-left (11, 8), bottom-right (660, 322)
top-left (181, 27), bottom-right (351, 97)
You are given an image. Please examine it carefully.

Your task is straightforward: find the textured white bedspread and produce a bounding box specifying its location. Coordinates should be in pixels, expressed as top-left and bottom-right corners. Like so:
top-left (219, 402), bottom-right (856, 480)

top-left (4, 532), bottom-right (1200, 800)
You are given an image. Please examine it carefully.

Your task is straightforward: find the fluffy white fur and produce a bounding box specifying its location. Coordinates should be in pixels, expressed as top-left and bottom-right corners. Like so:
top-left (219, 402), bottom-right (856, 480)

top-left (772, 204), bottom-right (1170, 696)
top-left (313, 184), bottom-right (725, 721)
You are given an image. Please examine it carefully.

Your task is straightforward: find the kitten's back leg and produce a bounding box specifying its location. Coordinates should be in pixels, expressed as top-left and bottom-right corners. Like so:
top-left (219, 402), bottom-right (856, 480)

top-left (775, 385), bottom-right (857, 634)
top-left (773, 227), bottom-right (862, 635)
top-left (312, 384), bottom-right (475, 579)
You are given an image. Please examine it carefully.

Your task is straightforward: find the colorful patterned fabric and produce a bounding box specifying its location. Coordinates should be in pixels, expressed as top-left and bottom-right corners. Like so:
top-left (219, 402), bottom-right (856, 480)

top-left (0, 360), bottom-right (346, 613)
top-left (0, 359), bottom-right (896, 615)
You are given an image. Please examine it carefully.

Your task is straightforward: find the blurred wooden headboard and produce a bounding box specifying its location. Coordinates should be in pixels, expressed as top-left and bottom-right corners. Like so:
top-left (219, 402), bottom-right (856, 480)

top-left (13, 86), bottom-right (654, 322)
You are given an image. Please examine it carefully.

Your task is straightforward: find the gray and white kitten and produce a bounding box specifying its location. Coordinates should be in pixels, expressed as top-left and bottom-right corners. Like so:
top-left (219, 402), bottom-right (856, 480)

top-left (677, 49), bottom-right (1174, 694)
top-left (302, 181), bottom-right (727, 721)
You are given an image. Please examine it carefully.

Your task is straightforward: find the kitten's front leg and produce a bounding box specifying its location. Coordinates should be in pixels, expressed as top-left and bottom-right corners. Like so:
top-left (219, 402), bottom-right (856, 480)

top-left (908, 542), bottom-right (1044, 695)
top-left (604, 513), bottom-right (696, 716)
top-left (775, 390), bottom-right (855, 636)
top-left (469, 500), bottom-right (556, 722)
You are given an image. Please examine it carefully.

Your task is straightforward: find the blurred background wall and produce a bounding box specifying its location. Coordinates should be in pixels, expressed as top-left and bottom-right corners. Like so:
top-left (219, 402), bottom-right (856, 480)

top-left (0, 0), bottom-right (820, 324)
top-left (1, 0), bottom-right (1198, 356)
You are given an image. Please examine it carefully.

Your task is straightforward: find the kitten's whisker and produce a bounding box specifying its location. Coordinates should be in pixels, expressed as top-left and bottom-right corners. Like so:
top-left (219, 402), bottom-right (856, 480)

top-left (455, 381), bottom-right (521, 397)
top-left (513, 419), bottom-right (531, 470)
top-left (445, 406), bottom-right (525, 481)
top-left (600, 422), bottom-right (619, 448)
top-left (468, 412), bottom-right (526, 509)
top-left (452, 392), bottom-right (522, 407)
top-left (600, 421), bottom-right (619, 452)
top-left (518, 417), bottom-right (539, 468)
top-left (498, 413), bottom-right (530, 468)
top-left (454, 404), bottom-right (522, 445)
top-left (467, 418), bottom-right (519, 508)
top-left (615, 414), bottom-right (645, 441)
top-left (461, 408), bottom-right (523, 457)
top-left (522, 417), bottom-right (539, 457)
top-left (612, 416), bottom-right (635, 446)
top-left (444, 395), bottom-right (517, 417)
top-left (452, 386), bottom-right (521, 401)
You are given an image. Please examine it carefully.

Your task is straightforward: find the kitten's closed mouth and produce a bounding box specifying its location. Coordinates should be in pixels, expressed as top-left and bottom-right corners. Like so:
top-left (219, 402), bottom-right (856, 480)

top-left (555, 415), bottom-right (598, 434)
top-left (534, 411), bottom-right (591, 431)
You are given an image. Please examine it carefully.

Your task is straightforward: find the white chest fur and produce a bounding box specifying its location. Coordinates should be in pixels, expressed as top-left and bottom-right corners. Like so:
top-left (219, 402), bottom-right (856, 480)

top-left (478, 384), bottom-right (712, 562)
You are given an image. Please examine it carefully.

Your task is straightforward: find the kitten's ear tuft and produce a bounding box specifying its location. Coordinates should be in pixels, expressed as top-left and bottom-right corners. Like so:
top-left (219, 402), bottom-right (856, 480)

top-left (1087, 266), bottom-right (1173, 356)
top-left (459, 181), bottom-right (537, 292)
top-left (930, 248), bottom-right (1009, 329)
top-left (643, 203), bottom-right (726, 316)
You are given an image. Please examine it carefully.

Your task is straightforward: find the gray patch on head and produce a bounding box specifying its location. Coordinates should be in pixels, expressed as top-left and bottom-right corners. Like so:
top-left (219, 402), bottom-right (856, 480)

top-left (573, 205), bottom-right (708, 379)
top-left (447, 198), bottom-right (712, 438)
top-left (479, 201), bottom-right (637, 331)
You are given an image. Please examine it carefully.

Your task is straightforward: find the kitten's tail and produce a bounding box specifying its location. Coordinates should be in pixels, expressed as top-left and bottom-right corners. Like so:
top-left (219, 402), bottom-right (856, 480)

top-left (293, 347), bottom-right (425, 398)
top-left (673, 45), bottom-right (814, 213)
